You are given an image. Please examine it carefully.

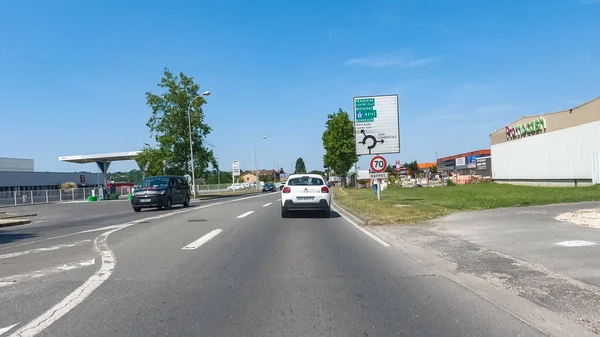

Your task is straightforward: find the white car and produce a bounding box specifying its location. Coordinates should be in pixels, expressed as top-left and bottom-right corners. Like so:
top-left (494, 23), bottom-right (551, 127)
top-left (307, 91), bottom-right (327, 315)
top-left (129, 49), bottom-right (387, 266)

top-left (227, 183), bottom-right (244, 191)
top-left (280, 174), bottom-right (331, 218)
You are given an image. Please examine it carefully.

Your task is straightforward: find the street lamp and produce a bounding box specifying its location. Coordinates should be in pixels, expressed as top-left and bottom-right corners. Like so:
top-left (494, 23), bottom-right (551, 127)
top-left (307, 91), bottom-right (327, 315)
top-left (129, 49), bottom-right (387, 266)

top-left (273, 154), bottom-right (282, 182)
top-left (254, 136), bottom-right (267, 190)
top-left (215, 157), bottom-right (220, 191)
top-left (188, 91), bottom-right (211, 198)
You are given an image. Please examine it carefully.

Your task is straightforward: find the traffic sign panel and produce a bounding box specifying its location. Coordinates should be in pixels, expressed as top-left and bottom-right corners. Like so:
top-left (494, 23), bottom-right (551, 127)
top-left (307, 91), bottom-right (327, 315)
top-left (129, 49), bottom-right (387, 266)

top-left (370, 155), bottom-right (387, 173)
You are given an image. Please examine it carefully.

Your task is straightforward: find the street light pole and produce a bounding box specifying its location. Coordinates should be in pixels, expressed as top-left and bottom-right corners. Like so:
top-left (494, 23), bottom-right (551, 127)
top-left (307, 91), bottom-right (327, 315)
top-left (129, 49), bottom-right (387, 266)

top-left (215, 157), bottom-right (220, 191)
top-left (254, 136), bottom-right (267, 190)
top-left (187, 91), bottom-right (211, 198)
top-left (273, 154), bottom-right (281, 182)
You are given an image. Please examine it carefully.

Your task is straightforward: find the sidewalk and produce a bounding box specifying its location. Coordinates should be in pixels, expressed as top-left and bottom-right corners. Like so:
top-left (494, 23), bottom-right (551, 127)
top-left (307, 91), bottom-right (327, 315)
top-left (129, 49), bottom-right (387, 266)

top-left (360, 201), bottom-right (600, 333)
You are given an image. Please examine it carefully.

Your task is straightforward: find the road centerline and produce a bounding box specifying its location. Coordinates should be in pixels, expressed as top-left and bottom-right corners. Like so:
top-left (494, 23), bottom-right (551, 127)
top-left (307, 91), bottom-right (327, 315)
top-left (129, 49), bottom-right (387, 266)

top-left (237, 211), bottom-right (254, 218)
top-left (262, 203), bottom-right (272, 207)
top-left (181, 229), bottom-right (223, 250)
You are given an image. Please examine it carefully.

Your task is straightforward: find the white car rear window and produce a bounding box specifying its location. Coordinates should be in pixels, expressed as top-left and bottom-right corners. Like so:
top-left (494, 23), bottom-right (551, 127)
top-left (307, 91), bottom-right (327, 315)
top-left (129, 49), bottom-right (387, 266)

top-left (288, 177), bottom-right (324, 186)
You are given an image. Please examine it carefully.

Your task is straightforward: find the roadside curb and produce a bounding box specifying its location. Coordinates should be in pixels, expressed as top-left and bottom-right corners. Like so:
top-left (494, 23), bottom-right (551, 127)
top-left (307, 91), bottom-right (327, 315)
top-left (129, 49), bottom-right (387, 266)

top-left (331, 197), bottom-right (370, 226)
top-left (0, 218), bottom-right (32, 228)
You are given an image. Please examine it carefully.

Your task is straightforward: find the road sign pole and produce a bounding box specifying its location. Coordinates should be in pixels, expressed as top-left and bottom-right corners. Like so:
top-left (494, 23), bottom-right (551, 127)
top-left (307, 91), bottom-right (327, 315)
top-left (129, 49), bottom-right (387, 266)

top-left (377, 179), bottom-right (381, 201)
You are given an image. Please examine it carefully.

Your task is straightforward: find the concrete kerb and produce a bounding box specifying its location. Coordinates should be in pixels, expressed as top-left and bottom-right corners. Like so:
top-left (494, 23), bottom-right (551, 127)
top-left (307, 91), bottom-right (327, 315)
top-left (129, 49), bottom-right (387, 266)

top-left (331, 197), bottom-right (370, 226)
top-left (0, 218), bottom-right (32, 228)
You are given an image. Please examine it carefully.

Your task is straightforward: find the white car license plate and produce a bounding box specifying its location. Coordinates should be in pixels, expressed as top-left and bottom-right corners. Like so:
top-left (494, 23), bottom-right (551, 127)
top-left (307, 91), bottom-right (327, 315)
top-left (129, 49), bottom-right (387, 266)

top-left (297, 196), bottom-right (314, 201)
top-left (140, 198), bottom-right (151, 202)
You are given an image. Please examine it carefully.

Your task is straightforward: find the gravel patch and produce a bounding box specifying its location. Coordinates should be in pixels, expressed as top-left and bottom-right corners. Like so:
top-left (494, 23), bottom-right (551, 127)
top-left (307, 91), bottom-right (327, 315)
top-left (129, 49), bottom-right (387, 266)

top-left (556, 208), bottom-right (600, 229)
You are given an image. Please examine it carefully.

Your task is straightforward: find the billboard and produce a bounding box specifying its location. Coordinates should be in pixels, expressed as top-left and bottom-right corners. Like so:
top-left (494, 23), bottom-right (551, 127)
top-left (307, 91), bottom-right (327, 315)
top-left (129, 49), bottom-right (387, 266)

top-left (353, 94), bottom-right (400, 155)
top-left (467, 155), bottom-right (480, 169)
top-left (455, 157), bottom-right (466, 166)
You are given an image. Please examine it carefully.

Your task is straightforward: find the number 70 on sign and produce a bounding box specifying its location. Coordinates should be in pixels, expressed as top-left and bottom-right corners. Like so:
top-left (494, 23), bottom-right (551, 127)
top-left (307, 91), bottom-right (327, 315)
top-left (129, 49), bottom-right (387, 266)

top-left (369, 155), bottom-right (387, 173)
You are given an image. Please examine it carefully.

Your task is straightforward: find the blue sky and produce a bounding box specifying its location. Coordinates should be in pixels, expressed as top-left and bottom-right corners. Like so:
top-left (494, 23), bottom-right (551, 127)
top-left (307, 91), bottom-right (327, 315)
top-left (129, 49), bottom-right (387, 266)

top-left (1, 0), bottom-right (599, 174)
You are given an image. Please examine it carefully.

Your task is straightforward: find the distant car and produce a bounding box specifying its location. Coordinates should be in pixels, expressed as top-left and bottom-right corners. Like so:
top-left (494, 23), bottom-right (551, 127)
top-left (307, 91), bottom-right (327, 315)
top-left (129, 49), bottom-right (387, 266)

top-left (279, 182), bottom-right (285, 190)
top-left (280, 174), bottom-right (331, 218)
top-left (227, 183), bottom-right (243, 191)
top-left (262, 183), bottom-right (276, 193)
top-left (131, 175), bottom-right (190, 212)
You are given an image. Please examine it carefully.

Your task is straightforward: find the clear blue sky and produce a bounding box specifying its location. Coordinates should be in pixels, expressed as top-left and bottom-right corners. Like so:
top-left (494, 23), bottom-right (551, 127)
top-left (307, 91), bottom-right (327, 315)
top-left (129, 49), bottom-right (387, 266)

top-left (1, 0), bottom-right (599, 174)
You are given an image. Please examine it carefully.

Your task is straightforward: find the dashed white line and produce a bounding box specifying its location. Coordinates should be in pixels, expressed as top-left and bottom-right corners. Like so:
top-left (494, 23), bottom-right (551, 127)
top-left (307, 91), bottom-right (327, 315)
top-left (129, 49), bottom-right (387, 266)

top-left (0, 240), bottom-right (91, 260)
top-left (0, 323), bottom-right (19, 336)
top-left (0, 259), bottom-right (96, 288)
top-left (332, 206), bottom-right (390, 247)
top-left (262, 202), bottom-right (272, 207)
top-left (8, 192), bottom-right (270, 337)
top-left (237, 211), bottom-right (254, 218)
top-left (277, 198), bottom-right (281, 201)
top-left (555, 240), bottom-right (597, 247)
top-left (181, 229), bottom-right (223, 250)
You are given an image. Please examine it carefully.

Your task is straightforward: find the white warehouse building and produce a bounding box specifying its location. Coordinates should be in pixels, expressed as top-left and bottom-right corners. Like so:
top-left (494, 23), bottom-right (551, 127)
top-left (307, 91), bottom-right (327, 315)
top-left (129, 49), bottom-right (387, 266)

top-left (490, 96), bottom-right (600, 186)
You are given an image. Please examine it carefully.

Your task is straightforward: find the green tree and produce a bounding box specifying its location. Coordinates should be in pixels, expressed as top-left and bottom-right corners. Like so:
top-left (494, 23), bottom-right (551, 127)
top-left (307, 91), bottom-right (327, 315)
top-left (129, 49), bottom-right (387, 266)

top-left (259, 174), bottom-right (274, 182)
top-left (407, 160), bottom-right (421, 178)
top-left (322, 108), bottom-right (357, 187)
top-left (294, 157), bottom-right (307, 174)
top-left (385, 164), bottom-right (394, 173)
top-left (136, 146), bottom-right (169, 177)
top-left (309, 170), bottom-right (325, 176)
top-left (143, 68), bottom-right (215, 178)
top-left (430, 165), bottom-right (438, 174)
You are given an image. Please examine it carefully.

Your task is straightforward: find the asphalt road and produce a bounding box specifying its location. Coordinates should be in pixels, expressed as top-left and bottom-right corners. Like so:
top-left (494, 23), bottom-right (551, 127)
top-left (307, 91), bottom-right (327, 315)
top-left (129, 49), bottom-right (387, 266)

top-left (0, 193), bottom-right (548, 336)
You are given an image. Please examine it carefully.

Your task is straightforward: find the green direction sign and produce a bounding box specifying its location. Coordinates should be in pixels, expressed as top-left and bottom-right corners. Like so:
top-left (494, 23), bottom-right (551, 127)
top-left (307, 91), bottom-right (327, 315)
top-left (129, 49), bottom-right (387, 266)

top-left (355, 98), bottom-right (377, 123)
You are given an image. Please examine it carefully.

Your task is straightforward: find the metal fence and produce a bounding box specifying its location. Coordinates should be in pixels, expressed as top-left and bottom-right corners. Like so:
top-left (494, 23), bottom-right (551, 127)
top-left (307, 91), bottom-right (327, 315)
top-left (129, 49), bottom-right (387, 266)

top-left (0, 183), bottom-right (260, 207)
top-left (0, 188), bottom-right (98, 206)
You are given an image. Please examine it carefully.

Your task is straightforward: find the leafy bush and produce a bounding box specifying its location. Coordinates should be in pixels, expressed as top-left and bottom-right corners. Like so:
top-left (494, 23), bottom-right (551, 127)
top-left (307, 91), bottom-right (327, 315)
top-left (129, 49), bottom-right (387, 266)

top-left (446, 179), bottom-right (456, 186)
top-left (60, 182), bottom-right (77, 190)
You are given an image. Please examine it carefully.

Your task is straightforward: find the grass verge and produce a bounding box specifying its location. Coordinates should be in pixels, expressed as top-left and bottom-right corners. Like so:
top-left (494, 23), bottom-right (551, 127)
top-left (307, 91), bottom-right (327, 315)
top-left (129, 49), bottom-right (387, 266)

top-left (333, 183), bottom-right (600, 225)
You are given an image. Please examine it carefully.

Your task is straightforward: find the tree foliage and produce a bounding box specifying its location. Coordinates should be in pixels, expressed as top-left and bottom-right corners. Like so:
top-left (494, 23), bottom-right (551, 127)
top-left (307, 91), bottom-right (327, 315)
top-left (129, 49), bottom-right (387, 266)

top-left (322, 108), bottom-right (357, 187)
top-left (294, 157), bottom-right (307, 174)
top-left (138, 68), bottom-right (215, 178)
top-left (407, 160), bottom-right (421, 178)
top-left (430, 165), bottom-right (438, 174)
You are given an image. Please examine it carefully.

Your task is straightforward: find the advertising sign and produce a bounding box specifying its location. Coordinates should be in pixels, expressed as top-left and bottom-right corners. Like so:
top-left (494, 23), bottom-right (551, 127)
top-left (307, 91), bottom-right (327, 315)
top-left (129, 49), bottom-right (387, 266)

top-left (467, 155), bottom-right (480, 169)
top-left (455, 157), bottom-right (466, 166)
top-left (505, 116), bottom-right (546, 140)
top-left (354, 94), bottom-right (400, 155)
top-left (232, 160), bottom-right (240, 176)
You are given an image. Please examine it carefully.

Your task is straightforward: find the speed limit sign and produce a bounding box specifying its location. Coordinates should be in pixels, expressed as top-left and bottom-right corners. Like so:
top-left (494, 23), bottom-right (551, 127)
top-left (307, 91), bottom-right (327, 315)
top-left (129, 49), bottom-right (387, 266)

top-left (370, 155), bottom-right (387, 173)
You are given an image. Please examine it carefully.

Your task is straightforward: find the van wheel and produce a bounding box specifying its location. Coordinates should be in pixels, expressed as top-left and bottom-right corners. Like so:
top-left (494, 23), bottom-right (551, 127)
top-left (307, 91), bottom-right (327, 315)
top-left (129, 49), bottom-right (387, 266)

top-left (133, 207), bottom-right (141, 212)
top-left (164, 198), bottom-right (172, 210)
top-left (183, 196), bottom-right (190, 208)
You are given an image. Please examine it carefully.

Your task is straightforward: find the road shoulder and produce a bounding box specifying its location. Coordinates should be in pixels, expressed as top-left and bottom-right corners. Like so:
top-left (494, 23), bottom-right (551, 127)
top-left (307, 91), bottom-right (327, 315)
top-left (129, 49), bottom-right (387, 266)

top-left (332, 198), bottom-right (598, 336)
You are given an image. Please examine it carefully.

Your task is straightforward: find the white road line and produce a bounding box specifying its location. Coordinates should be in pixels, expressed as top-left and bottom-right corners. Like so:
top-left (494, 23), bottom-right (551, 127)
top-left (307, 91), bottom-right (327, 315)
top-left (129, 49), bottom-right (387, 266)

top-left (8, 192), bottom-right (269, 337)
top-left (0, 240), bottom-right (91, 260)
top-left (237, 211), bottom-right (254, 218)
top-left (0, 323), bottom-right (19, 336)
top-left (262, 202), bottom-right (272, 207)
top-left (332, 206), bottom-right (390, 247)
top-left (0, 259), bottom-right (96, 288)
top-left (277, 198), bottom-right (281, 201)
top-left (181, 229), bottom-right (223, 250)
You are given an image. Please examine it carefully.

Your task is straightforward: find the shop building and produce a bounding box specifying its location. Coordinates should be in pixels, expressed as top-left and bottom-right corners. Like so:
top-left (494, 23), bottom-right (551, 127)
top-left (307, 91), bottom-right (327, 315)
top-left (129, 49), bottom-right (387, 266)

top-left (490, 96), bottom-right (600, 186)
top-left (437, 150), bottom-right (491, 176)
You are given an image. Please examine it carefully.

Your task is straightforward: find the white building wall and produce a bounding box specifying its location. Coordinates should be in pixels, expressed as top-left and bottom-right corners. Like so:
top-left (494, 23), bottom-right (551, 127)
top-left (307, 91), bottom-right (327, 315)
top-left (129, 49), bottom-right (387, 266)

top-left (492, 120), bottom-right (600, 181)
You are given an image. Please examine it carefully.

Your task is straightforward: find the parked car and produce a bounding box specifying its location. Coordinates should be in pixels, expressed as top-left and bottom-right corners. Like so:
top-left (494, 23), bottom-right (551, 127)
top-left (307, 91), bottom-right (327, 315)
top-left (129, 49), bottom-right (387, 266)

top-left (262, 183), bottom-right (276, 193)
top-left (131, 175), bottom-right (190, 212)
top-left (280, 174), bottom-right (331, 218)
top-left (279, 182), bottom-right (285, 190)
top-left (228, 183), bottom-right (244, 191)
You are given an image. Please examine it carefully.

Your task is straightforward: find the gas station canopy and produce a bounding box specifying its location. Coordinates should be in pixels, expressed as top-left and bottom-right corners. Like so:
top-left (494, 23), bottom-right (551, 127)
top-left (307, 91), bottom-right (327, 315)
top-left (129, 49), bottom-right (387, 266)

top-left (58, 151), bottom-right (141, 164)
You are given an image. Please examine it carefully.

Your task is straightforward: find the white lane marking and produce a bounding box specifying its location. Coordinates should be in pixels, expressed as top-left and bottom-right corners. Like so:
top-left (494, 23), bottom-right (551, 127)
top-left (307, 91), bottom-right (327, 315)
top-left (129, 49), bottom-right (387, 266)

top-left (2, 193), bottom-right (272, 250)
top-left (0, 323), bottom-right (19, 336)
top-left (277, 198), bottom-right (281, 201)
top-left (332, 206), bottom-right (390, 247)
top-left (181, 229), bottom-right (223, 250)
top-left (9, 192), bottom-right (269, 337)
top-left (0, 259), bottom-right (95, 288)
top-left (262, 203), bottom-right (272, 207)
top-left (237, 211), bottom-right (254, 218)
top-left (555, 240), bottom-right (597, 247)
top-left (0, 240), bottom-right (91, 260)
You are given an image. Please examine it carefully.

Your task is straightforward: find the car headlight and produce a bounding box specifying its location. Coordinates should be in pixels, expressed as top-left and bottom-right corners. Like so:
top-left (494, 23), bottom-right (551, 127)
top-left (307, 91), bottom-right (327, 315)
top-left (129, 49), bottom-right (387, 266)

top-left (159, 190), bottom-right (167, 195)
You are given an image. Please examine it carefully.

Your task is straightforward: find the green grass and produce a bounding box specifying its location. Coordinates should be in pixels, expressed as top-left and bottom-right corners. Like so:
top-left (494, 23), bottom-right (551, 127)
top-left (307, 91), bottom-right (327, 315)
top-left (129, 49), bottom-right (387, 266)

top-left (333, 183), bottom-right (600, 225)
